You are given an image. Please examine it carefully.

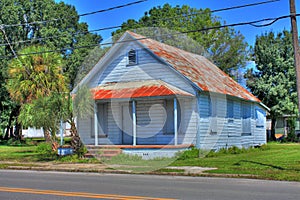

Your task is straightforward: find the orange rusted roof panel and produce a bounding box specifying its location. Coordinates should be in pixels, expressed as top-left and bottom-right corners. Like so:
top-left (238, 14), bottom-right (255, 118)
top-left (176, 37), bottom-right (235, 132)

top-left (127, 31), bottom-right (260, 102)
top-left (92, 80), bottom-right (194, 100)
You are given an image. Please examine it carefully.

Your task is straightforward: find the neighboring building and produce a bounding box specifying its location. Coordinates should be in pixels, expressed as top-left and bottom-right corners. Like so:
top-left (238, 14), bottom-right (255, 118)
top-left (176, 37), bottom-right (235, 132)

top-left (72, 31), bottom-right (268, 158)
top-left (268, 115), bottom-right (300, 140)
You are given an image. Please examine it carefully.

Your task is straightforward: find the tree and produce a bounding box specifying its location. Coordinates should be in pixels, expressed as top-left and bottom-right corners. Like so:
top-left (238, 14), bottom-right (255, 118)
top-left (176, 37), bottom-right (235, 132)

top-left (67, 85), bottom-right (94, 156)
top-left (0, 0), bottom-right (101, 140)
top-left (246, 30), bottom-right (298, 141)
top-left (18, 94), bottom-right (64, 148)
top-left (6, 45), bottom-right (68, 147)
top-left (113, 3), bottom-right (248, 74)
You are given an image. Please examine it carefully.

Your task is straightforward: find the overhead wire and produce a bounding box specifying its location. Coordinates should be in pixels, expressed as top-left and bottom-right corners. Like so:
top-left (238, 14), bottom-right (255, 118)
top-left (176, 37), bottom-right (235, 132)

top-left (0, 0), bottom-right (281, 47)
top-left (1, 13), bottom-right (298, 59)
top-left (1, 0), bottom-right (148, 28)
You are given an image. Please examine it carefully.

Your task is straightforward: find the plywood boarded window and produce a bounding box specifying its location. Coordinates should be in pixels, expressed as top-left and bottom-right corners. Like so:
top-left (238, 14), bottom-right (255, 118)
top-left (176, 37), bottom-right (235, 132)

top-left (127, 49), bottom-right (137, 65)
top-left (255, 108), bottom-right (265, 128)
top-left (242, 103), bottom-right (252, 136)
top-left (227, 100), bottom-right (234, 120)
top-left (164, 99), bottom-right (181, 135)
top-left (91, 103), bottom-right (108, 138)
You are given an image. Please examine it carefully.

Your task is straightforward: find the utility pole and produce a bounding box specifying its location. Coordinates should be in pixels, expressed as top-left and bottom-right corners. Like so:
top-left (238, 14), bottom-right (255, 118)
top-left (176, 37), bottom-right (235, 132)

top-left (290, 0), bottom-right (300, 115)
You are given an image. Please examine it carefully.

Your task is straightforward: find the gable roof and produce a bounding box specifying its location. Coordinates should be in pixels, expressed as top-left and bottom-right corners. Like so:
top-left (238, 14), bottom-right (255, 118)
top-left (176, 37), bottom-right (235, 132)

top-left (126, 31), bottom-right (260, 103)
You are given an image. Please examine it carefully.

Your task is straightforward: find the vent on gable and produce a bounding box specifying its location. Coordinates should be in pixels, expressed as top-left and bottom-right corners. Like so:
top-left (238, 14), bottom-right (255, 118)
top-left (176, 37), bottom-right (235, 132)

top-left (127, 49), bottom-right (137, 65)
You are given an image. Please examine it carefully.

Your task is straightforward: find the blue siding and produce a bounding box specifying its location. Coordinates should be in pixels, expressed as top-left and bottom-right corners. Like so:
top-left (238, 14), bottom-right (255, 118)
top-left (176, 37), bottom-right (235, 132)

top-left (196, 93), bottom-right (266, 150)
top-left (88, 42), bottom-right (195, 95)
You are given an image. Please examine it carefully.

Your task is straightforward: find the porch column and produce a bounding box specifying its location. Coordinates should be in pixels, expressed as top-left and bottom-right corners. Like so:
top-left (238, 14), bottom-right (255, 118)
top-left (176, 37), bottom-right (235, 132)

top-left (174, 98), bottom-right (178, 145)
top-left (132, 100), bottom-right (137, 146)
top-left (94, 102), bottom-right (98, 146)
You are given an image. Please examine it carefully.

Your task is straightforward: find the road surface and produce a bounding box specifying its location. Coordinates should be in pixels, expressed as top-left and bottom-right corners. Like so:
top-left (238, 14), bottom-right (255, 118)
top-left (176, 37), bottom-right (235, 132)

top-left (0, 170), bottom-right (299, 200)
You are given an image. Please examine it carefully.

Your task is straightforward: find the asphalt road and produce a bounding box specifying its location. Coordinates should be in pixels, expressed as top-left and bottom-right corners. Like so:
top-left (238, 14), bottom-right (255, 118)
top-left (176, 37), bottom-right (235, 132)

top-left (0, 170), bottom-right (299, 200)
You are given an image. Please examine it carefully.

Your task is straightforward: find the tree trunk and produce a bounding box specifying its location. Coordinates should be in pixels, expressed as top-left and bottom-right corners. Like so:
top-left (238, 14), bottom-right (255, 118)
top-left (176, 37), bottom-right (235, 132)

top-left (43, 128), bottom-right (59, 151)
top-left (43, 128), bottom-right (51, 143)
top-left (69, 119), bottom-right (84, 156)
top-left (270, 118), bottom-right (277, 141)
top-left (13, 106), bottom-right (22, 140)
top-left (13, 122), bottom-right (22, 140)
top-left (4, 106), bottom-right (21, 140)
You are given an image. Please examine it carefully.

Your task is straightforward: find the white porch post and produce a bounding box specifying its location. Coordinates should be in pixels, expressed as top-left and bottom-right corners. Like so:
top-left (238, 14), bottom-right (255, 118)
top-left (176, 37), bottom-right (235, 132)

top-left (94, 102), bottom-right (98, 146)
top-left (174, 98), bottom-right (178, 145)
top-left (132, 100), bottom-right (137, 146)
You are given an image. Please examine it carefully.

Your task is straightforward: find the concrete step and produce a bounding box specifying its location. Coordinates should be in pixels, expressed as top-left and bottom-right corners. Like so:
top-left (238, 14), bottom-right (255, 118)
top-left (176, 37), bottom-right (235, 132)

top-left (84, 146), bottom-right (122, 159)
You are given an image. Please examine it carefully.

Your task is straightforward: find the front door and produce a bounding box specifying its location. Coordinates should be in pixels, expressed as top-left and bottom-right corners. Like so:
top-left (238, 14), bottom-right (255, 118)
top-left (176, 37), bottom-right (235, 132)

top-left (122, 104), bottom-right (133, 144)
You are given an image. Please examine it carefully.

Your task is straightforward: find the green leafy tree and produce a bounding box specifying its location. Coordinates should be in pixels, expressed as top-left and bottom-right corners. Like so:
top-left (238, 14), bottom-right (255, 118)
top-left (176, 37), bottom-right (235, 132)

top-left (7, 45), bottom-right (68, 147)
top-left (246, 30), bottom-right (298, 141)
top-left (0, 0), bottom-right (101, 139)
top-left (18, 94), bottom-right (63, 149)
top-left (114, 3), bottom-right (248, 74)
top-left (67, 85), bottom-right (93, 156)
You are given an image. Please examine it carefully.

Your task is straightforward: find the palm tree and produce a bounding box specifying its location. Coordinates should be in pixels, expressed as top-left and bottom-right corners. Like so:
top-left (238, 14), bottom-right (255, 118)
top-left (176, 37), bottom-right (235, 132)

top-left (6, 45), bottom-right (67, 148)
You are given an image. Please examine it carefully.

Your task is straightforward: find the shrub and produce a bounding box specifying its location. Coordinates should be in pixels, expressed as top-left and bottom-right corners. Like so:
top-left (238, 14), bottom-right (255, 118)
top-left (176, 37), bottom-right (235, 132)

top-left (36, 142), bottom-right (57, 159)
top-left (176, 147), bottom-right (199, 160)
top-left (6, 138), bottom-right (23, 146)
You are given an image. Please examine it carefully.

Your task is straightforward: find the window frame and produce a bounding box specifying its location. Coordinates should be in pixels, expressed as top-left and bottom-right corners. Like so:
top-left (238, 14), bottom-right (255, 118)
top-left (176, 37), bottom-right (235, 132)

top-left (127, 48), bottom-right (138, 66)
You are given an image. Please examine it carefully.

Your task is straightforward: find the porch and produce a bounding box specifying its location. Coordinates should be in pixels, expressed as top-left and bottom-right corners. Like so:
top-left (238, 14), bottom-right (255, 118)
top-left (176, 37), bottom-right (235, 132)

top-left (90, 80), bottom-right (195, 147)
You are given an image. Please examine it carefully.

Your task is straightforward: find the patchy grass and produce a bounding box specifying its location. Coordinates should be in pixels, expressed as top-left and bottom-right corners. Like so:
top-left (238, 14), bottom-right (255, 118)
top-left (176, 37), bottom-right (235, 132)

top-left (1, 143), bottom-right (300, 181)
top-left (172, 143), bottom-right (300, 181)
top-left (103, 153), bottom-right (176, 173)
top-left (0, 144), bottom-right (99, 163)
top-left (0, 145), bottom-right (40, 162)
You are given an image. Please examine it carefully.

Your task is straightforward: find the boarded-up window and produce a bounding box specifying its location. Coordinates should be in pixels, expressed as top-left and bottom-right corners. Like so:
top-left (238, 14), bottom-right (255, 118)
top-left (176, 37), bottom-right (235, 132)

top-left (242, 103), bottom-right (252, 136)
top-left (255, 108), bottom-right (265, 128)
top-left (164, 99), bottom-right (181, 135)
top-left (91, 103), bottom-right (108, 138)
top-left (227, 100), bottom-right (234, 119)
top-left (209, 96), bottom-right (218, 117)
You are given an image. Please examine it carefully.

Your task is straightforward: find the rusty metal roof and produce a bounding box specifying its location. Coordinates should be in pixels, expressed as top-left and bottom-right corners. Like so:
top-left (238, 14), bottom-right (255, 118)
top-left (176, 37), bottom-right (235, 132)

top-left (127, 31), bottom-right (260, 102)
top-left (92, 80), bottom-right (194, 100)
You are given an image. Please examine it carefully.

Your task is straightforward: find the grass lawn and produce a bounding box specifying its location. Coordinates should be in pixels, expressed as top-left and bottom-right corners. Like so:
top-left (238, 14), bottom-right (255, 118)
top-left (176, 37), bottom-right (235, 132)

top-left (0, 145), bottom-right (40, 162)
top-left (0, 142), bottom-right (300, 181)
top-left (172, 143), bottom-right (300, 181)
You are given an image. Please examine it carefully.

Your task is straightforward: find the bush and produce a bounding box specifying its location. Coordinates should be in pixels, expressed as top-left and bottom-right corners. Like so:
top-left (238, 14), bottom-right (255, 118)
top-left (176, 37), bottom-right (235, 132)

top-left (176, 147), bottom-right (200, 160)
top-left (6, 138), bottom-right (24, 146)
top-left (36, 142), bottom-right (57, 159)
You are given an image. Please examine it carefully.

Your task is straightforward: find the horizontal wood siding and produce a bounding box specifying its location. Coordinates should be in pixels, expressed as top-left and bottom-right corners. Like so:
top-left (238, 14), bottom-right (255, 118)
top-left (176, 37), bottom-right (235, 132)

top-left (77, 116), bottom-right (94, 145)
top-left (105, 102), bottom-right (120, 144)
top-left (136, 100), bottom-right (166, 144)
top-left (89, 42), bottom-right (195, 95)
top-left (179, 98), bottom-right (198, 145)
top-left (197, 94), bottom-right (266, 150)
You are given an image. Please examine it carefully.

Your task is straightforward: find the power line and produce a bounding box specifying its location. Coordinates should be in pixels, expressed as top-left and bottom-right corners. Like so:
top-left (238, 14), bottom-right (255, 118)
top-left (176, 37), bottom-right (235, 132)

top-left (211, 0), bottom-right (280, 14)
top-left (0, 0), bottom-right (279, 29)
top-left (0, 25), bottom-right (122, 47)
top-left (78, 0), bottom-right (147, 17)
top-left (1, 0), bottom-right (147, 28)
top-left (1, 13), bottom-right (298, 59)
top-left (0, 25), bottom-right (17, 57)
top-left (0, 0), bottom-right (281, 47)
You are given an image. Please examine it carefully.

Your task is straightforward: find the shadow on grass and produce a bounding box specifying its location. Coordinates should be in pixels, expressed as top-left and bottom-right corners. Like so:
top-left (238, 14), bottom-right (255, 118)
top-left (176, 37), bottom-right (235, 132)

top-left (236, 160), bottom-right (300, 172)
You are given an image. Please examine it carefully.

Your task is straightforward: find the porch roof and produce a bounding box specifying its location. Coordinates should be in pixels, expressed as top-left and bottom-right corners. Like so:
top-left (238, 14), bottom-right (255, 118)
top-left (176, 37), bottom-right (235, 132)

top-left (92, 80), bottom-right (194, 100)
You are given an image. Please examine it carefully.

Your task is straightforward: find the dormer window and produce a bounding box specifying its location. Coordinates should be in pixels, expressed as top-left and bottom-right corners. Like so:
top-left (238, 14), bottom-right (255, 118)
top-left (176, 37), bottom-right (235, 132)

top-left (127, 49), bottom-right (137, 65)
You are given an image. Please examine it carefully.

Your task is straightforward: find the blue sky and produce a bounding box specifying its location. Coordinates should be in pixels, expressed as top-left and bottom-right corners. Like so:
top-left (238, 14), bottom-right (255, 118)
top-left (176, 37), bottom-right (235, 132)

top-left (55, 0), bottom-right (300, 47)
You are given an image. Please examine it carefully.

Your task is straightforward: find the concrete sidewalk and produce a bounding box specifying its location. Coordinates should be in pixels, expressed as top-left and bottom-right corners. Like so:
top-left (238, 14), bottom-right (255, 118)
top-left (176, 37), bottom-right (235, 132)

top-left (1, 161), bottom-right (216, 175)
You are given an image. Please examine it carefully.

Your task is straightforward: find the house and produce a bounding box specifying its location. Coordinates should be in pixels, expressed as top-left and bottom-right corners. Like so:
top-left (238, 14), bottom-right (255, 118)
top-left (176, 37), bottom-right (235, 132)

top-left (72, 31), bottom-right (268, 159)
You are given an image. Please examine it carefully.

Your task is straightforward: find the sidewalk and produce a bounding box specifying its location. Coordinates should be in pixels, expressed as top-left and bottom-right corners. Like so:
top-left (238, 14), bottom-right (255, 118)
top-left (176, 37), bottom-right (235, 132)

top-left (1, 161), bottom-right (216, 175)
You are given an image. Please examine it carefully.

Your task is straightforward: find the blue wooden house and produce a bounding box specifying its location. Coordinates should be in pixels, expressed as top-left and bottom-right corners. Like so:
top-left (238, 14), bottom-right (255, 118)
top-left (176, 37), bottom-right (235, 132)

top-left (72, 31), bottom-right (268, 158)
